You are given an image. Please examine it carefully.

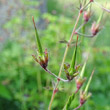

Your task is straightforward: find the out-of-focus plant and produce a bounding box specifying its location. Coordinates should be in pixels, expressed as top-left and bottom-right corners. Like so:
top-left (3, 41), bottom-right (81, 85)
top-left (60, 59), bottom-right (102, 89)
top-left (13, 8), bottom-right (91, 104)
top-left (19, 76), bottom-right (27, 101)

top-left (0, 0), bottom-right (110, 110)
top-left (32, 0), bottom-right (110, 110)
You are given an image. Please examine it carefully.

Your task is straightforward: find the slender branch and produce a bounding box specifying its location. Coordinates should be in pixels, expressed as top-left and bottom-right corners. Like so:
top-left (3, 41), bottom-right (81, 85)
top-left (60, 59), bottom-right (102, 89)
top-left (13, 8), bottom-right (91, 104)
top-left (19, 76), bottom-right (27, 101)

top-left (94, 1), bottom-right (110, 13)
top-left (48, 11), bottom-right (81, 110)
top-left (75, 22), bottom-right (86, 32)
top-left (73, 104), bottom-right (82, 110)
top-left (81, 1), bottom-right (91, 11)
top-left (75, 88), bottom-right (79, 94)
top-left (48, 81), bottom-right (59, 110)
top-left (59, 40), bottom-right (81, 47)
top-left (45, 68), bottom-right (70, 82)
top-left (76, 32), bottom-right (94, 37)
top-left (82, 0), bottom-right (87, 6)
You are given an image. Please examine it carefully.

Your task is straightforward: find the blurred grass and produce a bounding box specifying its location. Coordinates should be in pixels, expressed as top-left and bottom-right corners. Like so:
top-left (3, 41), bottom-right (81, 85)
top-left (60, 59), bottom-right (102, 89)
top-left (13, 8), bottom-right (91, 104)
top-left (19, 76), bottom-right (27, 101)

top-left (0, 0), bottom-right (110, 110)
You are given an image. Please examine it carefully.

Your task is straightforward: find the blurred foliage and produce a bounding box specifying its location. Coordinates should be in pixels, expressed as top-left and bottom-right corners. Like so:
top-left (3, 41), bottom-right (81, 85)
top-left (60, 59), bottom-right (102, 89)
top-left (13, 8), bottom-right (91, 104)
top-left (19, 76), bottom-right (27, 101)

top-left (0, 0), bottom-right (110, 110)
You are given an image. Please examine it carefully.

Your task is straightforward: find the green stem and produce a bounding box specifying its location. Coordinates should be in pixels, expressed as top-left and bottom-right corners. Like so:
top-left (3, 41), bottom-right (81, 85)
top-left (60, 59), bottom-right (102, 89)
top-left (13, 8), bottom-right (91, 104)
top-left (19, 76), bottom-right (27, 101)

top-left (48, 12), bottom-right (81, 110)
top-left (81, 23), bottom-right (86, 43)
top-left (48, 1), bottom-right (92, 109)
top-left (37, 70), bottom-right (42, 92)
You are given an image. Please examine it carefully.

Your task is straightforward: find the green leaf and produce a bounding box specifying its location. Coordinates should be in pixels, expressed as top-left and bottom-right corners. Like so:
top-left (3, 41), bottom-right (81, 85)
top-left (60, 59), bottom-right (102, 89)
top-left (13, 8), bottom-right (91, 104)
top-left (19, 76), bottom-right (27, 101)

top-left (80, 61), bottom-right (87, 78)
top-left (84, 70), bottom-right (94, 93)
top-left (32, 16), bottom-right (43, 56)
top-left (97, 10), bottom-right (104, 24)
top-left (0, 84), bottom-right (12, 100)
top-left (69, 36), bottom-right (78, 75)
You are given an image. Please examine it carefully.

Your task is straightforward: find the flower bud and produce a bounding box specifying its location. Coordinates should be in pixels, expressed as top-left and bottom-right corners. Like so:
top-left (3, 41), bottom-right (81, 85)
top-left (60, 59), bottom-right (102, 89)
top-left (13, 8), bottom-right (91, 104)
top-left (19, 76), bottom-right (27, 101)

top-left (90, 0), bottom-right (93, 2)
top-left (79, 70), bottom-right (94, 105)
top-left (75, 61), bottom-right (87, 93)
top-left (76, 77), bottom-right (86, 91)
top-left (32, 16), bottom-right (49, 69)
top-left (83, 11), bottom-right (91, 22)
top-left (64, 36), bottom-right (79, 81)
top-left (91, 22), bottom-right (100, 36)
top-left (80, 91), bottom-right (92, 105)
top-left (44, 49), bottom-right (48, 66)
top-left (32, 49), bottom-right (49, 69)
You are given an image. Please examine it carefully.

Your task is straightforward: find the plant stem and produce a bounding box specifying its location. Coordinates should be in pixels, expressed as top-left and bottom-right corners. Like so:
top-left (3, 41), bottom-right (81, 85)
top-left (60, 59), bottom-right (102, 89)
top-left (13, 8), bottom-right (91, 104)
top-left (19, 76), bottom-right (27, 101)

top-left (45, 68), bottom-right (70, 82)
top-left (94, 1), bottom-right (110, 13)
top-left (73, 104), bottom-right (82, 110)
top-left (48, 1), bottom-right (92, 109)
top-left (59, 12), bottom-right (81, 78)
top-left (37, 70), bottom-right (42, 92)
top-left (48, 11), bottom-right (81, 110)
top-left (76, 32), bottom-right (94, 37)
top-left (48, 82), bottom-right (59, 110)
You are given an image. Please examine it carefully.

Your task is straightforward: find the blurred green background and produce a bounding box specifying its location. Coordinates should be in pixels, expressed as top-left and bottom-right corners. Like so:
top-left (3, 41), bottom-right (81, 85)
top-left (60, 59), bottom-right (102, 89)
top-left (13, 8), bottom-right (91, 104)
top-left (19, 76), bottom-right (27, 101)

top-left (0, 0), bottom-right (110, 110)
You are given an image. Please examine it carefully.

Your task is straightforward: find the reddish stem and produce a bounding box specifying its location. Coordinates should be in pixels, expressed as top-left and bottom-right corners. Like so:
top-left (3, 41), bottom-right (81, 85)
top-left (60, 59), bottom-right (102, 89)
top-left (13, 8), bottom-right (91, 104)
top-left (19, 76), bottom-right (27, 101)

top-left (73, 104), bottom-right (82, 110)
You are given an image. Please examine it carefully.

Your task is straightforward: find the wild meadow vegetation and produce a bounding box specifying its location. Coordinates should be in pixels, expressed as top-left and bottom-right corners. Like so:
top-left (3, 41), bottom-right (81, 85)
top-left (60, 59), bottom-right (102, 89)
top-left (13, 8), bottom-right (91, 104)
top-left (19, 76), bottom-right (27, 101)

top-left (0, 0), bottom-right (110, 110)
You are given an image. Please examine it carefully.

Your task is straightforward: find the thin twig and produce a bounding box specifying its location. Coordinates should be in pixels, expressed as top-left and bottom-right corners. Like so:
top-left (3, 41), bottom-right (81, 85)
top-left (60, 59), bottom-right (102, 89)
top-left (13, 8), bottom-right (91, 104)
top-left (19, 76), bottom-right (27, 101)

top-left (76, 32), bottom-right (94, 37)
top-left (73, 104), bottom-right (82, 110)
top-left (75, 22), bottom-right (86, 32)
top-left (81, 0), bottom-right (91, 11)
top-left (94, 1), bottom-right (110, 13)
top-left (45, 68), bottom-right (70, 82)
